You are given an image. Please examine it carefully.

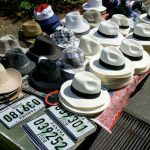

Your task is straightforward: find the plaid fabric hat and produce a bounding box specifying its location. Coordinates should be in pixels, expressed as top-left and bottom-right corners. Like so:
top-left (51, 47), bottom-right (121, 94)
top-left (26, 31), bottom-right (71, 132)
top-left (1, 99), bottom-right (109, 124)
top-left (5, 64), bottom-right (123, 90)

top-left (51, 27), bottom-right (79, 48)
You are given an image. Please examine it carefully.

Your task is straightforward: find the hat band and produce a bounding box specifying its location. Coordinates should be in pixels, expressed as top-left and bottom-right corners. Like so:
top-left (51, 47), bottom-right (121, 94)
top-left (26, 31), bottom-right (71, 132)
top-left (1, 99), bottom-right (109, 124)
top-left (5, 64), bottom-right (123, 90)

top-left (71, 85), bottom-right (101, 99)
top-left (99, 59), bottom-right (125, 70)
top-left (122, 52), bottom-right (143, 61)
top-left (119, 25), bottom-right (129, 29)
top-left (97, 30), bottom-right (118, 38)
top-left (147, 15), bottom-right (150, 20)
top-left (133, 33), bottom-right (150, 41)
top-left (23, 33), bottom-right (42, 39)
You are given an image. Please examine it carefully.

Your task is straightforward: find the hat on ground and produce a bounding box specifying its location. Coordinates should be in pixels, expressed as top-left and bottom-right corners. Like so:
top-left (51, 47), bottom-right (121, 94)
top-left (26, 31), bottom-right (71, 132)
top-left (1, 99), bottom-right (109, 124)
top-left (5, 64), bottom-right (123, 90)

top-left (19, 21), bottom-right (43, 44)
top-left (89, 47), bottom-right (134, 78)
top-left (120, 39), bottom-right (150, 74)
top-left (89, 20), bottom-right (124, 46)
top-left (83, 10), bottom-right (102, 27)
top-left (0, 35), bottom-right (28, 55)
top-left (57, 46), bottom-right (88, 79)
top-left (27, 35), bottom-right (61, 63)
top-left (0, 63), bottom-right (22, 94)
top-left (126, 23), bottom-right (150, 46)
top-left (34, 4), bottom-right (61, 35)
top-left (63, 11), bottom-right (90, 34)
top-left (79, 34), bottom-right (103, 59)
top-left (59, 71), bottom-right (110, 115)
top-left (111, 14), bottom-right (131, 36)
top-left (139, 7), bottom-right (150, 24)
top-left (29, 57), bottom-right (65, 92)
top-left (1, 48), bottom-right (36, 76)
top-left (51, 27), bottom-right (79, 48)
top-left (82, 0), bottom-right (106, 12)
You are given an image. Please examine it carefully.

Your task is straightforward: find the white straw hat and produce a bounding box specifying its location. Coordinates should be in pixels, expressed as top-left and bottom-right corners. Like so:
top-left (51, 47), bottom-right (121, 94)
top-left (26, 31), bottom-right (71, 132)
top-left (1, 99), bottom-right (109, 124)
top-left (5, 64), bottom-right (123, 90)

top-left (89, 21), bottom-right (124, 46)
top-left (126, 23), bottom-right (150, 46)
top-left (82, 0), bottom-right (106, 12)
top-left (139, 8), bottom-right (150, 24)
top-left (89, 47), bottom-right (134, 77)
top-left (63, 11), bottom-right (90, 34)
top-left (59, 71), bottom-right (110, 115)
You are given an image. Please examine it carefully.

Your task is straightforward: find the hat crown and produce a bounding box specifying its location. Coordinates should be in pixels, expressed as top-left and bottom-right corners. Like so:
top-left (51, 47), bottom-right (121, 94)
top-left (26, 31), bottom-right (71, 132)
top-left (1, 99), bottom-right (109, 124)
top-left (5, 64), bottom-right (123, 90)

top-left (72, 71), bottom-right (101, 94)
top-left (0, 63), bottom-right (9, 84)
top-left (101, 47), bottom-right (125, 66)
top-left (79, 34), bottom-right (102, 56)
top-left (87, 0), bottom-right (102, 7)
top-left (111, 14), bottom-right (129, 26)
top-left (22, 21), bottom-right (42, 37)
top-left (99, 21), bottom-right (119, 36)
top-left (120, 39), bottom-right (143, 57)
top-left (134, 23), bottom-right (150, 37)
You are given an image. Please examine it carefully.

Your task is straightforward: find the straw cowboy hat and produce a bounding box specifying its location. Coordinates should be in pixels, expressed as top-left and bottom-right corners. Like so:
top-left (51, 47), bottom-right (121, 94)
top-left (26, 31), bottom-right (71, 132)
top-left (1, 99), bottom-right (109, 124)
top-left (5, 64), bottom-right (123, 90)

top-left (63, 11), bottom-right (90, 34)
top-left (120, 39), bottom-right (150, 74)
top-left (59, 71), bottom-right (110, 115)
top-left (110, 14), bottom-right (132, 36)
top-left (89, 47), bottom-right (134, 78)
top-left (126, 23), bottom-right (150, 46)
top-left (89, 21), bottom-right (124, 46)
top-left (0, 35), bottom-right (28, 55)
top-left (139, 7), bottom-right (150, 24)
top-left (79, 34), bottom-right (103, 59)
top-left (82, 0), bottom-right (106, 12)
top-left (0, 63), bottom-right (22, 94)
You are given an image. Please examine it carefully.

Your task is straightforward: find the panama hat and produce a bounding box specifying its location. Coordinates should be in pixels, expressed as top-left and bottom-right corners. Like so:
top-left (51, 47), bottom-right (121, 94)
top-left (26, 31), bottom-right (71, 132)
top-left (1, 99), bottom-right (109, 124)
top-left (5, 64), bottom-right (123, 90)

top-left (89, 21), bottom-right (124, 46)
top-left (63, 11), bottom-right (90, 34)
top-left (139, 7), bottom-right (150, 24)
top-left (82, 0), bottom-right (106, 12)
top-left (126, 23), bottom-right (150, 46)
top-left (89, 47), bottom-right (134, 77)
top-left (59, 71), bottom-right (110, 115)
top-left (0, 35), bottom-right (28, 55)
top-left (0, 63), bottom-right (22, 94)
top-left (111, 14), bottom-right (131, 36)
top-left (120, 39), bottom-right (150, 74)
top-left (79, 34), bottom-right (103, 59)
top-left (83, 10), bottom-right (102, 28)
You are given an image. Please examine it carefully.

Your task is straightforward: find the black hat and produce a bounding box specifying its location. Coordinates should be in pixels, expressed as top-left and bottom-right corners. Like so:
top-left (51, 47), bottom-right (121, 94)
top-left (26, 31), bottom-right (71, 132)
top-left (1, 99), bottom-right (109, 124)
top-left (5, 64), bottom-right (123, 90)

top-left (29, 58), bottom-right (65, 93)
top-left (1, 48), bottom-right (36, 76)
top-left (27, 35), bottom-right (61, 63)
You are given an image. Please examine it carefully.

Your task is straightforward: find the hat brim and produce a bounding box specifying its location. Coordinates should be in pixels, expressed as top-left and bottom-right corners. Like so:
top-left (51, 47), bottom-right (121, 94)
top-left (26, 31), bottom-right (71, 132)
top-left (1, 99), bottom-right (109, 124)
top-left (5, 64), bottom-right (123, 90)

top-left (89, 55), bottom-right (134, 77)
top-left (29, 69), bottom-right (66, 92)
top-left (82, 3), bottom-right (106, 12)
top-left (89, 27), bottom-right (124, 46)
top-left (140, 14), bottom-right (150, 24)
top-left (126, 32), bottom-right (150, 45)
top-left (135, 65), bottom-right (150, 75)
top-left (119, 28), bottom-right (131, 36)
top-left (59, 80), bottom-right (110, 111)
top-left (0, 69), bottom-right (22, 94)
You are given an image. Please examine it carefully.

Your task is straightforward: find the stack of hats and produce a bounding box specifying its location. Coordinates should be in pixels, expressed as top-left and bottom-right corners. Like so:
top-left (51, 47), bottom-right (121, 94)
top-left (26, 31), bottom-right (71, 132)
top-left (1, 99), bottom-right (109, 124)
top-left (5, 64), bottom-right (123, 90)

top-left (89, 47), bottom-right (135, 89)
top-left (59, 71), bottom-right (110, 116)
top-left (57, 46), bottom-right (88, 79)
top-left (0, 63), bottom-right (22, 104)
top-left (120, 39), bottom-right (150, 74)
top-left (34, 4), bottom-right (61, 35)
top-left (139, 7), bottom-right (150, 24)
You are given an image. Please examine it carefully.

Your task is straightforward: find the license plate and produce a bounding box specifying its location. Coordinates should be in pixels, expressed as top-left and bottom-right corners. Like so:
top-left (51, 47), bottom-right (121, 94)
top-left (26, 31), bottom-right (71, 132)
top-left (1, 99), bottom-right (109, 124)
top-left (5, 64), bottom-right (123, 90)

top-left (47, 106), bottom-right (97, 141)
top-left (0, 96), bottom-right (45, 128)
top-left (23, 114), bottom-right (75, 150)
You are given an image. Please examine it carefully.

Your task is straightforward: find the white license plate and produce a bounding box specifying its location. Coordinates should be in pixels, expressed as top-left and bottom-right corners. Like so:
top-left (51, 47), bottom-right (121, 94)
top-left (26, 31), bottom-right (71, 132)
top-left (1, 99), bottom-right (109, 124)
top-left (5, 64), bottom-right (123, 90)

top-left (24, 114), bottom-right (75, 150)
top-left (0, 96), bottom-right (45, 128)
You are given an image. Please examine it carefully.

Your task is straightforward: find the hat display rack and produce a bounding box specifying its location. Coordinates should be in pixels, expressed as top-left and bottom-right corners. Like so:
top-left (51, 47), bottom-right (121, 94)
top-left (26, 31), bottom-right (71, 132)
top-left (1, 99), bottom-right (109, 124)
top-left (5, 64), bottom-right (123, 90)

top-left (0, 3), bottom-right (149, 117)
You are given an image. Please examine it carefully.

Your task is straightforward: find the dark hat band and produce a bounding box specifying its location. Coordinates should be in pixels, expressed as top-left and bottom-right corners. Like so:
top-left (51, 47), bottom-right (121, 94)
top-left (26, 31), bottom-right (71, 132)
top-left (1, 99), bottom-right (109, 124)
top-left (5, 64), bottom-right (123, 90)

top-left (99, 59), bottom-right (125, 70)
top-left (133, 33), bottom-right (150, 41)
top-left (147, 14), bottom-right (150, 20)
top-left (122, 52), bottom-right (143, 61)
top-left (23, 33), bottom-right (42, 39)
top-left (119, 25), bottom-right (129, 29)
top-left (97, 30), bottom-right (118, 38)
top-left (71, 85), bottom-right (101, 99)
